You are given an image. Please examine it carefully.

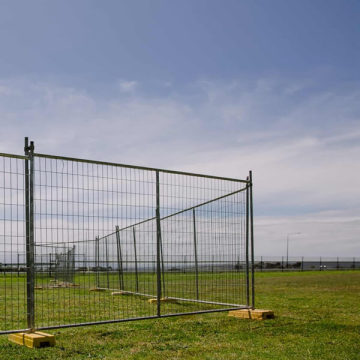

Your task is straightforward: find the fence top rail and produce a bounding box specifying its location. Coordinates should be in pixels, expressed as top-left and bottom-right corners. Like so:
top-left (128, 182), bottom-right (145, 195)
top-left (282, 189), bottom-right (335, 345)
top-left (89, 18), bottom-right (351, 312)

top-left (0, 152), bottom-right (28, 160)
top-left (33, 152), bottom-right (249, 184)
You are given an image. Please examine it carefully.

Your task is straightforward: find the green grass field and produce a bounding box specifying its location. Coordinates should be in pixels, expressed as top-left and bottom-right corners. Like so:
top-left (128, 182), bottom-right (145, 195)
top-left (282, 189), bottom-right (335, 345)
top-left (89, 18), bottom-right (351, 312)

top-left (0, 271), bottom-right (245, 330)
top-left (0, 270), bottom-right (359, 359)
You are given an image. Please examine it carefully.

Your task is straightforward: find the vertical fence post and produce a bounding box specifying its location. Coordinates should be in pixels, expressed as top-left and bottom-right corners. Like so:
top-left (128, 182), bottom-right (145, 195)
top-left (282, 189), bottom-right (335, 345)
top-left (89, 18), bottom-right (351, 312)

top-left (301, 256), bottom-right (304, 271)
top-left (132, 227), bottom-right (139, 293)
top-left (17, 253), bottom-right (20, 277)
top-left (281, 256), bottom-right (284, 272)
top-left (66, 248), bottom-right (70, 282)
top-left (25, 137), bottom-right (35, 331)
top-left (320, 256), bottom-right (322, 271)
top-left (192, 209), bottom-right (199, 300)
top-left (83, 254), bottom-right (86, 273)
top-left (249, 171), bottom-right (255, 309)
top-left (260, 256), bottom-right (263, 272)
top-left (105, 237), bottom-right (110, 289)
top-left (155, 171), bottom-right (162, 316)
top-left (245, 176), bottom-right (250, 307)
top-left (159, 232), bottom-right (166, 297)
top-left (95, 236), bottom-right (99, 288)
top-left (49, 253), bottom-right (52, 278)
top-left (337, 256), bottom-right (339, 269)
top-left (71, 246), bottom-right (75, 283)
top-left (115, 226), bottom-right (124, 290)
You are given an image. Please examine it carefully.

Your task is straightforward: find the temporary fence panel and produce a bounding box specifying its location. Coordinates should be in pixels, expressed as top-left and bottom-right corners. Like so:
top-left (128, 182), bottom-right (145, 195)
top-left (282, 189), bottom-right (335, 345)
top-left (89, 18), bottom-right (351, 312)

top-left (0, 138), bottom-right (254, 334)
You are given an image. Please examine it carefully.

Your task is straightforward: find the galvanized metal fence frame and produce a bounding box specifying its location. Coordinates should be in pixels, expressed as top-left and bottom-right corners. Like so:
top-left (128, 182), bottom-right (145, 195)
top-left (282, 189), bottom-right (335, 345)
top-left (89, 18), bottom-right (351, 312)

top-left (0, 138), bottom-right (255, 334)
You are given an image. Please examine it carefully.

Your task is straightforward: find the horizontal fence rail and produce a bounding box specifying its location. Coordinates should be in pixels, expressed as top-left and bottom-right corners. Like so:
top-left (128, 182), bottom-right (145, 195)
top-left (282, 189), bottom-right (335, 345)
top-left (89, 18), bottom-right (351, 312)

top-left (0, 139), bottom-right (254, 334)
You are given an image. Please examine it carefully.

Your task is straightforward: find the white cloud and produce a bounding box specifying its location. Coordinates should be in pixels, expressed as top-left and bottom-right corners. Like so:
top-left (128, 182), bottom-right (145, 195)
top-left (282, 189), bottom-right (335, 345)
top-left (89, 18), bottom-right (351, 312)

top-left (255, 210), bottom-right (360, 257)
top-left (0, 77), bottom-right (359, 256)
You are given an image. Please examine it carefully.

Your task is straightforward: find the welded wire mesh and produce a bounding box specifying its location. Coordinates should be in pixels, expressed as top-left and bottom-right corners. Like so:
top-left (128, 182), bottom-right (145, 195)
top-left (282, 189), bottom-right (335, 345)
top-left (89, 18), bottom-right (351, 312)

top-left (32, 155), bottom-right (250, 328)
top-left (95, 176), bottom-right (248, 315)
top-left (32, 156), bottom-right (160, 328)
top-left (0, 143), bottom-right (252, 334)
top-left (157, 172), bottom-right (248, 314)
top-left (0, 154), bottom-right (27, 332)
top-left (53, 246), bottom-right (76, 283)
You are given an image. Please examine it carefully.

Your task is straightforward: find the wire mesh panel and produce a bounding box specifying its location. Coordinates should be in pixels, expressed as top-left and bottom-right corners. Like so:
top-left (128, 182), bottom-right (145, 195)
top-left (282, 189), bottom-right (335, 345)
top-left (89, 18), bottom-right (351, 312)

top-left (93, 172), bottom-right (249, 313)
top-left (96, 222), bottom-right (157, 295)
top-left (0, 139), bottom-right (253, 333)
top-left (0, 154), bottom-right (27, 333)
top-left (53, 246), bottom-right (75, 283)
top-left (158, 172), bottom-right (248, 314)
top-left (32, 155), bottom-right (159, 328)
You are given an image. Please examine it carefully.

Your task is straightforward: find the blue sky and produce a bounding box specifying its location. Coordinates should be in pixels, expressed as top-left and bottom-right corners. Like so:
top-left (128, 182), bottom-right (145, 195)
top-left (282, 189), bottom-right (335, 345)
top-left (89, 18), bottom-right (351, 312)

top-left (1, 0), bottom-right (359, 86)
top-left (0, 0), bottom-right (359, 256)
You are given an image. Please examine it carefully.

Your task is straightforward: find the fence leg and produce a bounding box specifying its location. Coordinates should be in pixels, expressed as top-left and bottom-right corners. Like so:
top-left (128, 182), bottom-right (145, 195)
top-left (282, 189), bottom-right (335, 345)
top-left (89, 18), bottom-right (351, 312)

top-left (132, 228), bottom-right (139, 293)
top-left (115, 226), bottom-right (124, 290)
top-left (155, 171), bottom-right (162, 316)
top-left (249, 171), bottom-right (255, 310)
top-left (192, 209), bottom-right (199, 300)
top-left (25, 137), bottom-right (35, 332)
top-left (301, 256), bottom-right (304, 271)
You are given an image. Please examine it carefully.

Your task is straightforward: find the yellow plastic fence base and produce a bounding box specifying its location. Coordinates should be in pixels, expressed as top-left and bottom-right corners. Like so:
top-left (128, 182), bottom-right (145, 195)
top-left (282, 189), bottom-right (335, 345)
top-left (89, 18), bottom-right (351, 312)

top-left (111, 291), bottom-right (133, 296)
top-left (148, 297), bottom-right (177, 304)
top-left (111, 291), bottom-right (124, 296)
top-left (228, 309), bottom-right (275, 320)
top-left (8, 332), bottom-right (55, 348)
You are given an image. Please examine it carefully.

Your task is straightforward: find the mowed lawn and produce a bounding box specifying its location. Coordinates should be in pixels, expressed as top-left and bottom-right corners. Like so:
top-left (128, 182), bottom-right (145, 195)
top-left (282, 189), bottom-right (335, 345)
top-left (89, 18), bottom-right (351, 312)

top-left (0, 270), bottom-right (359, 360)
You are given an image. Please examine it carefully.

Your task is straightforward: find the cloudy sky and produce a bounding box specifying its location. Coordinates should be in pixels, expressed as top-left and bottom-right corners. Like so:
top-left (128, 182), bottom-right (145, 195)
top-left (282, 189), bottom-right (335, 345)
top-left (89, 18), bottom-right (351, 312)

top-left (0, 0), bottom-right (359, 257)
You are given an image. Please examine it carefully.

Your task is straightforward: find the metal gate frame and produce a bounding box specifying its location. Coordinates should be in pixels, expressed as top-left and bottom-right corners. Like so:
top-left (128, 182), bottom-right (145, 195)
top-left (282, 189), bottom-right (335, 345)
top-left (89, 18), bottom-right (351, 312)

top-left (0, 137), bottom-right (255, 334)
